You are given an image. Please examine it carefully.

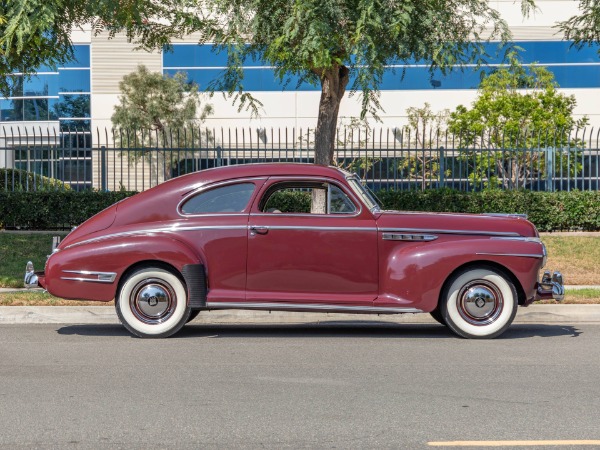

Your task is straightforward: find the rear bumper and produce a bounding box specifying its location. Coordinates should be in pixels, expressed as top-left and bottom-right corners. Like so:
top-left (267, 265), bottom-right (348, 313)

top-left (534, 270), bottom-right (564, 302)
top-left (24, 261), bottom-right (46, 290)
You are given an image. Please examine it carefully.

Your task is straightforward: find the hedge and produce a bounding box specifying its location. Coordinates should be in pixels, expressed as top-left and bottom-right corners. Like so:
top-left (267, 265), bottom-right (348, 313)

top-left (0, 168), bottom-right (71, 191)
top-left (1, 188), bottom-right (599, 232)
top-left (0, 191), bottom-right (135, 230)
top-left (376, 189), bottom-right (600, 232)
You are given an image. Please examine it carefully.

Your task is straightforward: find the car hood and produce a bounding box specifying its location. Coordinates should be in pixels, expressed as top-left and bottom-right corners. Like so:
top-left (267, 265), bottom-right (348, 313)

top-left (376, 210), bottom-right (538, 238)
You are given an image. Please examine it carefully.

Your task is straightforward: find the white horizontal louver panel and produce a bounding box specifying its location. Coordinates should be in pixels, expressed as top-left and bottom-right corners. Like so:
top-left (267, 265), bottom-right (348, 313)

top-left (479, 26), bottom-right (560, 41)
top-left (91, 32), bottom-right (162, 95)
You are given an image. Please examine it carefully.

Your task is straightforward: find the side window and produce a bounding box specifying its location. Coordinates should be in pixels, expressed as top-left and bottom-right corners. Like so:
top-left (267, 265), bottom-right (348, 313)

top-left (329, 184), bottom-right (357, 214)
top-left (261, 182), bottom-right (357, 215)
top-left (181, 183), bottom-right (255, 214)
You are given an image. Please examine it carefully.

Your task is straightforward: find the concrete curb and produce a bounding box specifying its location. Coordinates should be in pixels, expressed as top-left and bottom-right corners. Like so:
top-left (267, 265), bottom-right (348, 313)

top-left (1, 305), bottom-right (600, 325)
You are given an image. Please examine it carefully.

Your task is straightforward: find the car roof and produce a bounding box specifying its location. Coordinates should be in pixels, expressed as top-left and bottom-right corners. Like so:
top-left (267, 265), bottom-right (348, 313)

top-left (173, 163), bottom-right (351, 188)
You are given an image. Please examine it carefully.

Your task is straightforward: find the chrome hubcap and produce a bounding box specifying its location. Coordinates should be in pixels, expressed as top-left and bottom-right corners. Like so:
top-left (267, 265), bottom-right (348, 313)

top-left (457, 280), bottom-right (503, 326)
top-left (130, 279), bottom-right (177, 325)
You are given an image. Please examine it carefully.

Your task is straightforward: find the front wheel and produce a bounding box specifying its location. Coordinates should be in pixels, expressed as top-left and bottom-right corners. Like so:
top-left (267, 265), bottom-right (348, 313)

top-left (116, 267), bottom-right (191, 338)
top-left (440, 267), bottom-right (518, 339)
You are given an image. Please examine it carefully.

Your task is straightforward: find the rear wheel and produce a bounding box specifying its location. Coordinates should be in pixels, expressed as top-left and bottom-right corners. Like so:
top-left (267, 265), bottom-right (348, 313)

top-left (116, 267), bottom-right (191, 338)
top-left (440, 267), bottom-right (518, 339)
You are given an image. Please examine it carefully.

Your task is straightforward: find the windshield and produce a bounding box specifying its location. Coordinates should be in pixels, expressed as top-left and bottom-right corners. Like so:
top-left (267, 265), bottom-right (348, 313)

top-left (347, 176), bottom-right (381, 213)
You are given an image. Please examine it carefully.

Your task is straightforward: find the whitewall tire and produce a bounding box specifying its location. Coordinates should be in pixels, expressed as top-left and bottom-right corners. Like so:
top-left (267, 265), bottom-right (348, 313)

top-left (116, 267), bottom-right (191, 338)
top-left (440, 267), bottom-right (518, 339)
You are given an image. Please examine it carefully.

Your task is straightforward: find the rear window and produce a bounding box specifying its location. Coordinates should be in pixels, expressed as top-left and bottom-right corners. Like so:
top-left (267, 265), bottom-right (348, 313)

top-left (181, 183), bottom-right (255, 214)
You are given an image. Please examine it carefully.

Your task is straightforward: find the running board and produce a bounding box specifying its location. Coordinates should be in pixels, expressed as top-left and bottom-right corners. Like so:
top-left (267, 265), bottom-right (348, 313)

top-left (205, 302), bottom-right (423, 314)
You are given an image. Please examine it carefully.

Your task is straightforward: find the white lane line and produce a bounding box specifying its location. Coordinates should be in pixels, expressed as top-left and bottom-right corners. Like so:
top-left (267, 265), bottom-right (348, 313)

top-left (428, 441), bottom-right (600, 447)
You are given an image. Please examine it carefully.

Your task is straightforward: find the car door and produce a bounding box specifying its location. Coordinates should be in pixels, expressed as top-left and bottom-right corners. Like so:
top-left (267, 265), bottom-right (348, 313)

top-left (245, 177), bottom-right (378, 306)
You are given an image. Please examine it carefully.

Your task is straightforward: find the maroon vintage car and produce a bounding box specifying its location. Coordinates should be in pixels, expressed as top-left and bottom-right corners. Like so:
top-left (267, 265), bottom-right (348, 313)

top-left (25, 163), bottom-right (563, 338)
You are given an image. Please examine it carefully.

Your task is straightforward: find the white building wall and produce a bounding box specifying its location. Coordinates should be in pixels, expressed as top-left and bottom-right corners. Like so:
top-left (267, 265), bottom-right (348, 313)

top-left (85, 1), bottom-right (599, 135)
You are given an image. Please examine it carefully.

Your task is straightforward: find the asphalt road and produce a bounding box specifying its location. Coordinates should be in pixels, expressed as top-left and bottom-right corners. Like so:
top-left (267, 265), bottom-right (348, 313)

top-left (1, 322), bottom-right (599, 449)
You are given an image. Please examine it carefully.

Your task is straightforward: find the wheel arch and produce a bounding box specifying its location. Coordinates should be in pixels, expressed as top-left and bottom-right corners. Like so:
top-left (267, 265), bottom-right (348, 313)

top-left (116, 259), bottom-right (207, 308)
top-left (438, 260), bottom-right (527, 308)
top-left (116, 260), bottom-right (185, 293)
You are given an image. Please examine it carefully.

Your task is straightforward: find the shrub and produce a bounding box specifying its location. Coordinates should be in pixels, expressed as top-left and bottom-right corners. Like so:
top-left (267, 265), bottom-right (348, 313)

top-left (0, 168), bottom-right (71, 191)
top-left (0, 191), bottom-right (136, 230)
top-left (376, 189), bottom-right (600, 232)
top-left (1, 188), bottom-right (599, 232)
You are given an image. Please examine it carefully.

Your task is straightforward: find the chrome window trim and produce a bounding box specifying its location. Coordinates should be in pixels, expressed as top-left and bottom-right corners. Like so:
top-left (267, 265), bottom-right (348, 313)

top-left (177, 177), bottom-right (267, 217)
top-left (206, 302), bottom-right (423, 314)
top-left (380, 228), bottom-right (521, 237)
top-left (475, 252), bottom-right (544, 259)
top-left (61, 270), bottom-right (117, 283)
top-left (346, 175), bottom-right (380, 214)
top-left (258, 176), bottom-right (363, 217)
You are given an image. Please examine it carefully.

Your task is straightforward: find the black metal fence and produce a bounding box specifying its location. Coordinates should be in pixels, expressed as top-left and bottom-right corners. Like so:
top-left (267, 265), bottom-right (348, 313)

top-left (1, 126), bottom-right (599, 192)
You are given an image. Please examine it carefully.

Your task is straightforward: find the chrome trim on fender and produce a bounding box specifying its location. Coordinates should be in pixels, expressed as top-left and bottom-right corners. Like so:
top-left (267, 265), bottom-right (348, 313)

top-left (380, 228), bottom-right (520, 237)
top-left (382, 233), bottom-right (438, 242)
top-left (205, 302), bottom-right (423, 314)
top-left (484, 213), bottom-right (528, 219)
top-left (475, 252), bottom-right (544, 259)
top-left (63, 225), bottom-right (249, 250)
top-left (491, 236), bottom-right (542, 243)
top-left (61, 270), bottom-right (117, 283)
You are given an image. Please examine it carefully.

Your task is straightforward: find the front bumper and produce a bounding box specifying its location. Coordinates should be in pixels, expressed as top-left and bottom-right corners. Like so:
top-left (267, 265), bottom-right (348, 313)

top-left (534, 270), bottom-right (564, 302)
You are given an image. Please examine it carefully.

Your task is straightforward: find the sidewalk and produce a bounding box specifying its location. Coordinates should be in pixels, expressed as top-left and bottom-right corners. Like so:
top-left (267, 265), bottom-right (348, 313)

top-left (1, 304), bottom-right (600, 325)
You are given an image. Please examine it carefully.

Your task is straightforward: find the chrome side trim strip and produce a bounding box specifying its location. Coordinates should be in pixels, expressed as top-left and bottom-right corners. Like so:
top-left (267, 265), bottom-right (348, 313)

top-left (380, 228), bottom-right (520, 237)
top-left (255, 225), bottom-right (376, 232)
top-left (64, 226), bottom-right (249, 249)
top-left (475, 252), bottom-right (544, 259)
top-left (206, 302), bottom-right (423, 314)
top-left (382, 233), bottom-right (438, 242)
top-left (484, 213), bottom-right (528, 219)
top-left (491, 236), bottom-right (543, 243)
top-left (61, 270), bottom-right (117, 283)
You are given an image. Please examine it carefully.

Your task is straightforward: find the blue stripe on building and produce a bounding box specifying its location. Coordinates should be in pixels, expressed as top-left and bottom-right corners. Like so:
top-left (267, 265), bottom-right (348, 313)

top-left (164, 41), bottom-right (600, 91)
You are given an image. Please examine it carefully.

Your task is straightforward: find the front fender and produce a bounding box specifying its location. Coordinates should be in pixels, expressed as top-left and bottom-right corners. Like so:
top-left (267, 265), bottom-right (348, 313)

top-left (45, 234), bottom-right (202, 301)
top-left (376, 237), bottom-right (544, 312)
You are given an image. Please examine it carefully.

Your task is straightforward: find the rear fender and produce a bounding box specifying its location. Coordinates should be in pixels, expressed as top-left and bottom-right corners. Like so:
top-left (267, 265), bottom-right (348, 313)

top-left (45, 234), bottom-right (203, 302)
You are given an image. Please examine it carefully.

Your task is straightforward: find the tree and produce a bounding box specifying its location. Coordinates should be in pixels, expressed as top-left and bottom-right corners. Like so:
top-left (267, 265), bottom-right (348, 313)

top-left (111, 65), bottom-right (213, 180)
top-left (447, 55), bottom-right (588, 189)
top-left (0, 0), bottom-right (200, 94)
top-left (191, 0), bottom-right (536, 165)
top-left (2, 0), bottom-right (536, 165)
top-left (557, 1), bottom-right (600, 52)
top-left (399, 103), bottom-right (450, 190)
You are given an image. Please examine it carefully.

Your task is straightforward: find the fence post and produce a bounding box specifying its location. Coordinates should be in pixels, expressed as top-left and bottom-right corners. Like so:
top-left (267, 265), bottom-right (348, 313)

top-left (545, 146), bottom-right (554, 192)
top-left (216, 145), bottom-right (222, 167)
top-left (100, 145), bottom-right (107, 191)
top-left (439, 146), bottom-right (445, 188)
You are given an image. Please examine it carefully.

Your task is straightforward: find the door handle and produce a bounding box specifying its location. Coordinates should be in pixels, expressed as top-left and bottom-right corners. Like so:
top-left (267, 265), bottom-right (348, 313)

top-left (250, 226), bottom-right (269, 236)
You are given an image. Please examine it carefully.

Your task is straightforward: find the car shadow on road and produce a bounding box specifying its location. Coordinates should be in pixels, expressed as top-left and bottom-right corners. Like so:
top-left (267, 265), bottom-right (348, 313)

top-left (56, 322), bottom-right (582, 339)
